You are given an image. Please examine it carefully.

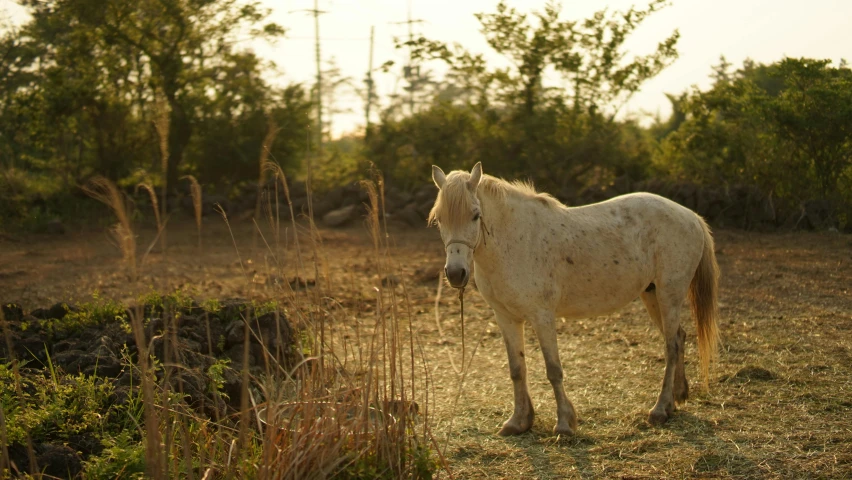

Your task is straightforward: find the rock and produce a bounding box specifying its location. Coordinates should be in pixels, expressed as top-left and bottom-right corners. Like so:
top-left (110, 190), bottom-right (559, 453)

top-left (289, 277), bottom-right (316, 291)
top-left (316, 198), bottom-right (341, 218)
top-left (36, 443), bottom-right (82, 478)
top-left (220, 363), bottom-right (245, 408)
top-left (323, 205), bottom-right (357, 227)
top-left (202, 194), bottom-right (231, 216)
top-left (414, 264), bottom-right (443, 284)
top-left (417, 199), bottom-right (435, 221)
top-left (322, 186), bottom-right (346, 210)
top-left (672, 183), bottom-right (697, 210)
top-left (224, 343), bottom-right (255, 368)
top-left (225, 311), bottom-right (294, 364)
top-left (290, 197), bottom-right (308, 217)
top-left (52, 349), bottom-right (89, 373)
top-left (68, 433), bottom-right (103, 457)
top-left (0, 319), bottom-right (48, 363)
top-left (384, 187), bottom-right (413, 213)
top-left (288, 180), bottom-right (307, 199)
top-left (801, 199), bottom-right (834, 230)
top-left (50, 302), bottom-right (75, 320)
top-left (612, 175), bottom-right (632, 195)
top-left (45, 218), bottom-right (66, 235)
top-left (1, 302), bottom-right (23, 321)
top-left (724, 366), bottom-right (776, 382)
top-left (414, 184), bottom-right (438, 204)
top-left (341, 182), bottom-right (363, 206)
top-left (397, 203), bottom-right (424, 227)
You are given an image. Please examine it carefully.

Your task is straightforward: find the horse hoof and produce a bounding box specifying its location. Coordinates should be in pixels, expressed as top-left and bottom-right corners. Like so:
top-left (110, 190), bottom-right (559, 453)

top-left (674, 380), bottom-right (689, 405)
top-left (498, 420), bottom-right (531, 436)
top-left (648, 409), bottom-right (669, 426)
top-left (552, 423), bottom-right (575, 436)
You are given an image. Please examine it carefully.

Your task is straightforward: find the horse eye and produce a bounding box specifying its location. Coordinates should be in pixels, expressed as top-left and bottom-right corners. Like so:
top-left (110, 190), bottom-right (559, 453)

top-left (473, 213), bottom-right (480, 221)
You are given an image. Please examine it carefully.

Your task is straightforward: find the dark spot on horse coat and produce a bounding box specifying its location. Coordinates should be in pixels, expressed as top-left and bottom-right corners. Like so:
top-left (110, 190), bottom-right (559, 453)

top-left (613, 259), bottom-right (619, 265)
top-left (565, 256), bottom-right (574, 264)
top-left (519, 351), bottom-right (524, 358)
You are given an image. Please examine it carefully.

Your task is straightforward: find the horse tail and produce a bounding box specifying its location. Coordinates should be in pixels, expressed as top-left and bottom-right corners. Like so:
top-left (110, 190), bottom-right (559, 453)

top-left (689, 217), bottom-right (720, 387)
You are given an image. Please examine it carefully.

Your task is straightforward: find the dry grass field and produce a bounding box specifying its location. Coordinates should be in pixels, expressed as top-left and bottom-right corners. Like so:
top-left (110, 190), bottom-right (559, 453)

top-left (1, 218), bottom-right (850, 478)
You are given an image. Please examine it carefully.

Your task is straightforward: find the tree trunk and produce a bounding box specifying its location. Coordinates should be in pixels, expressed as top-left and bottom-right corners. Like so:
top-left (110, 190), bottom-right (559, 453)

top-left (166, 99), bottom-right (192, 192)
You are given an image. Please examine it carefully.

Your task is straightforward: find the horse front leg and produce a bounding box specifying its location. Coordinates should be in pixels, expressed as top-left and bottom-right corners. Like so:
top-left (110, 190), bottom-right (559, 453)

top-left (530, 312), bottom-right (578, 436)
top-left (494, 311), bottom-right (534, 436)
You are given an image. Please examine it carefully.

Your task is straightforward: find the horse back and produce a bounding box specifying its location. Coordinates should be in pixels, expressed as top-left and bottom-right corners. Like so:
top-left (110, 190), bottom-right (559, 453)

top-left (548, 192), bottom-right (705, 318)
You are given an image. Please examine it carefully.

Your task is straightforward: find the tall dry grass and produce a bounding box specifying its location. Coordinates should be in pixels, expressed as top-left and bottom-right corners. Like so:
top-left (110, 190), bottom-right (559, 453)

top-left (255, 116), bottom-right (281, 221)
top-left (182, 175), bottom-right (203, 249)
top-left (123, 170), bottom-right (438, 478)
top-left (136, 182), bottom-right (164, 253)
top-left (82, 176), bottom-right (137, 281)
top-left (13, 161), bottom-right (438, 477)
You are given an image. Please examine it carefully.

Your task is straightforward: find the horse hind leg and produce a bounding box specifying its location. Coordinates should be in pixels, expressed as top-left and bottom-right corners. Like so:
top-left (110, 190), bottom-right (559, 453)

top-left (673, 326), bottom-right (689, 404)
top-left (641, 289), bottom-right (688, 425)
top-left (641, 291), bottom-right (689, 404)
top-left (494, 311), bottom-right (534, 436)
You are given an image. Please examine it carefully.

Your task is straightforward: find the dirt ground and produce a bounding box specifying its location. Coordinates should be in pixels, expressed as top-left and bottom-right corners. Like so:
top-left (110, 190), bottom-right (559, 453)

top-left (1, 217), bottom-right (851, 478)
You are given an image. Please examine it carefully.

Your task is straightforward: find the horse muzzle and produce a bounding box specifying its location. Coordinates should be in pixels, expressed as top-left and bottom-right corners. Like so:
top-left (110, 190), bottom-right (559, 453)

top-left (445, 265), bottom-right (469, 288)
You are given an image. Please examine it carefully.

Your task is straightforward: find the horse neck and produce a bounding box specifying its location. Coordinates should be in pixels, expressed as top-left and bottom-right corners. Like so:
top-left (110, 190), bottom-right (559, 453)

top-left (477, 187), bottom-right (583, 252)
top-left (477, 187), bottom-right (533, 253)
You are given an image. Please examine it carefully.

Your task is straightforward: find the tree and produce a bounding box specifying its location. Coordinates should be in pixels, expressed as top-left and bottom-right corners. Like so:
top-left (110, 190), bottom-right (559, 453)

top-left (767, 58), bottom-right (852, 200)
top-left (0, 0), bottom-right (311, 229)
top-left (371, 1), bottom-right (678, 190)
top-left (19, 0), bottom-right (286, 188)
top-left (656, 57), bottom-right (852, 222)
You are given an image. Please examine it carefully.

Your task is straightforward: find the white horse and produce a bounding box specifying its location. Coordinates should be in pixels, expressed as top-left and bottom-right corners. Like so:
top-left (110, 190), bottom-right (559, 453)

top-left (429, 162), bottom-right (719, 435)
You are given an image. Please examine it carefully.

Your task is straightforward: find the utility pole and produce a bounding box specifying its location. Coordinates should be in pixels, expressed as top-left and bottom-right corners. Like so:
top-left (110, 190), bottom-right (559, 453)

top-left (292, 1), bottom-right (327, 154)
top-left (314, 0), bottom-right (323, 154)
top-left (392, 0), bottom-right (424, 116)
top-left (365, 26), bottom-right (375, 137)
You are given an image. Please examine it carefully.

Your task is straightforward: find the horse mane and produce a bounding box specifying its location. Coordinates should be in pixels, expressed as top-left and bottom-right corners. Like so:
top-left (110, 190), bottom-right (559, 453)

top-left (429, 172), bottom-right (562, 227)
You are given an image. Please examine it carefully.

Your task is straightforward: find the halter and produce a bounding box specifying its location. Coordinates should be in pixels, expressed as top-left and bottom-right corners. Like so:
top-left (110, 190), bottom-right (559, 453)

top-left (444, 217), bottom-right (490, 252)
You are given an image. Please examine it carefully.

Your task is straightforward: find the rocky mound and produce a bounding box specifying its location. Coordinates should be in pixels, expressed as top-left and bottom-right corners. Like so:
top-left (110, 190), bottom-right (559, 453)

top-left (0, 298), bottom-right (297, 477)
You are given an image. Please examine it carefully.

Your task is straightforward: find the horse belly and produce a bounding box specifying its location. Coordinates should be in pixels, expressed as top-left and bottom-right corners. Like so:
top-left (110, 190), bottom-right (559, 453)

top-left (554, 264), bottom-right (648, 319)
top-left (556, 289), bottom-right (640, 319)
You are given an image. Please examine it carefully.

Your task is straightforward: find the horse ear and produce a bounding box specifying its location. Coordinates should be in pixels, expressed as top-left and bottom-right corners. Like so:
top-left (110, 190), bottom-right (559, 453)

top-left (468, 162), bottom-right (483, 191)
top-left (432, 165), bottom-right (447, 189)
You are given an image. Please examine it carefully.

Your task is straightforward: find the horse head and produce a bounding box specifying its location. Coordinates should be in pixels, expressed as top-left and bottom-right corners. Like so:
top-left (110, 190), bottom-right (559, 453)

top-left (429, 162), bottom-right (485, 288)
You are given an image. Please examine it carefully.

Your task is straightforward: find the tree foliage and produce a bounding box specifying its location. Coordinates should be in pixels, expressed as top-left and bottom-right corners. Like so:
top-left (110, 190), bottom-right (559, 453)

top-left (0, 0), bottom-right (311, 225)
top-left (657, 57), bottom-right (852, 218)
top-left (371, 1), bottom-right (677, 193)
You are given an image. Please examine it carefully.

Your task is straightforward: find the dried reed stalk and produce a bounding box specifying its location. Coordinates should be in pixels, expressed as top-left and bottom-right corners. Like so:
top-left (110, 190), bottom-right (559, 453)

top-left (136, 182), bottom-right (163, 252)
top-left (264, 162), bottom-right (305, 278)
top-left (83, 176), bottom-right (137, 281)
top-left (181, 175), bottom-right (203, 249)
top-left (127, 307), bottom-right (166, 479)
top-left (256, 116), bottom-right (281, 220)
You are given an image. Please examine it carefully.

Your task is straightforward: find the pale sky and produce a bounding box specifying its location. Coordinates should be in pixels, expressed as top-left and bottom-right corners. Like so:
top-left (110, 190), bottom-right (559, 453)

top-left (3, 0), bottom-right (851, 137)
